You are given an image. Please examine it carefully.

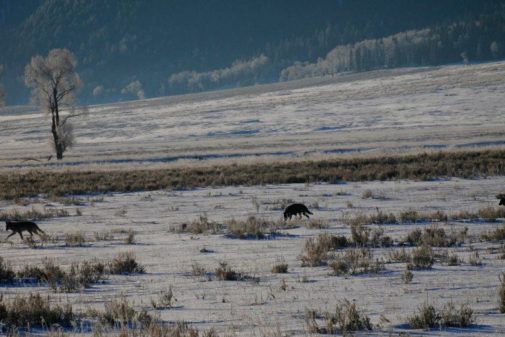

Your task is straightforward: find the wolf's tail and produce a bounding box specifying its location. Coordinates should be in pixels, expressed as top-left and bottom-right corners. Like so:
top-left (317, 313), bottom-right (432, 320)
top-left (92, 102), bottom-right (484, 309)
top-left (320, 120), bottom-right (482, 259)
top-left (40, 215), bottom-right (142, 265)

top-left (307, 210), bottom-right (313, 215)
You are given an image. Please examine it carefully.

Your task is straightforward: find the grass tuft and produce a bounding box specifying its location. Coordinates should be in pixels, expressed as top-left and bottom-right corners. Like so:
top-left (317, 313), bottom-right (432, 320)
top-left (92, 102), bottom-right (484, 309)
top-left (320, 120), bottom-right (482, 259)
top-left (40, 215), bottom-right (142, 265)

top-left (0, 293), bottom-right (74, 329)
top-left (306, 299), bottom-right (372, 334)
top-left (408, 301), bottom-right (474, 329)
top-left (108, 252), bottom-right (146, 274)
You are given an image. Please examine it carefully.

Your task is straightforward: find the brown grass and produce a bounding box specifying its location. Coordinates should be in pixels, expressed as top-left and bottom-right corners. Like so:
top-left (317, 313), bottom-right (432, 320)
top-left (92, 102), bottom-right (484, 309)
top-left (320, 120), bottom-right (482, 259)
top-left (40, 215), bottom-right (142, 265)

top-left (1, 149), bottom-right (504, 199)
top-left (306, 299), bottom-right (372, 334)
top-left (300, 233), bottom-right (349, 267)
top-left (408, 301), bottom-right (474, 329)
top-left (407, 245), bottom-right (435, 270)
top-left (0, 207), bottom-right (69, 220)
top-left (108, 252), bottom-right (146, 274)
top-left (0, 257), bottom-right (16, 284)
top-left (329, 248), bottom-right (384, 276)
top-left (0, 293), bottom-right (74, 329)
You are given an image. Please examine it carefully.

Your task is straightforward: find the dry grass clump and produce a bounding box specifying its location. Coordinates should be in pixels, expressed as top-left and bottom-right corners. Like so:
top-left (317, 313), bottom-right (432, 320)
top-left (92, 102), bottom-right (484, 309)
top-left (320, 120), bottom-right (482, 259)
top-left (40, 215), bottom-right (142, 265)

top-left (481, 224), bottom-right (505, 242)
top-left (300, 233), bottom-right (349, 267)
top-left (399, 209), bottom-right (423, 223)
top-left (361, 189), bottom-right (386, 200)
top-left (94, 230), bottom-right (115, 241)
top-left (369, 210), bottom-right (398, 224)
top-left (2, 149), bottom-right (505, 200)
top-left (0, 293), bottom-right (74, 329)
top-left (215, 261), bottom-right (241, 281)
top-left (73, 260), bottom-right (107, 288)
top-left (350, 223), bottom-right (393, 248)
top-left (271, 259), bottom-right (289, 274)
top-left (329, 248), bottom-right (384, 276)
top-left (342, 207), bottom-right (504, 229)
top-left (407, 245), bottom-right (435, 270)
top-left (440, 251), bottom-right (461, 266)
top-left (124, 229), bottom-right (136, 244)
top-left (388, 248), bottom-right (412, 263)
top-left (16, 259), bottom-right (65, 289)
top-left (499, 273), bottom-right (505, 313)
top-left (215, 261), bottom-right (258, 282)
top-left (226, 216), bottom-right (285, 239)
top-left (151, 286), bottom-right (177, 310)
top-left (408, 301), bottom-right (474, 329)
top-left (453, 207), bottom-right (505, 221)
top-left (16, 258), bottom-right (106, 292)
top-left (64, 231), bottom-right (87, 246)
top-left (191, 262), bottom-right (207, 278)
top-left (0, 207), bottom-right (69, 221)
top-left (468, 250), bottom-right (483, 266)
top-left (95, 296), bottom-right (152, 327)
top-left (404, 226), bottom-right (467, 247)
top-left (108, 252), bottom-right (146, 274)
top-left (178, 215), bottom-right (224, 234)
top-left (306, 299), bottom-right (372, 335)
top-left (0, 257), bottom-right (16, 284)
top-left (402, 269), bottom-right (414, 284)
top-left (306, 218), bottom-right (330, 229)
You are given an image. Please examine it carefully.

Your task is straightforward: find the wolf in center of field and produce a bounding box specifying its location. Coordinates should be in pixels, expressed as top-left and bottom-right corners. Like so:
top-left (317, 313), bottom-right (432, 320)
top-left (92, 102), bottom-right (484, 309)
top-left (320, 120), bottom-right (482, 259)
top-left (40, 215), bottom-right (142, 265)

top-left (5, 220), bottom-right (46, 240)
top-left (283, 203), bottom-right (313, 220)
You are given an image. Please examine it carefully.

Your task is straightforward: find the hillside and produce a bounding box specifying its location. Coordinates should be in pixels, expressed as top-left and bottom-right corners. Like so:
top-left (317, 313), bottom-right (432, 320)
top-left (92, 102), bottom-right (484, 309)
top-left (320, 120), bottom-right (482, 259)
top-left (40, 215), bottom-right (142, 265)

top-left (1, 61), bottom-right (504, 171)
top-left (0, 0), bottom-right (504, 105)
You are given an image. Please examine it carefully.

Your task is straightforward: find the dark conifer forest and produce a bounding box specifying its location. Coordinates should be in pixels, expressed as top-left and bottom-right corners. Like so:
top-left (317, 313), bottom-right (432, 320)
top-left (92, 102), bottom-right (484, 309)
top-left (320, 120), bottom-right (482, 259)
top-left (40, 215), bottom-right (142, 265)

top-left (1, 0), bottom-right (504, 105)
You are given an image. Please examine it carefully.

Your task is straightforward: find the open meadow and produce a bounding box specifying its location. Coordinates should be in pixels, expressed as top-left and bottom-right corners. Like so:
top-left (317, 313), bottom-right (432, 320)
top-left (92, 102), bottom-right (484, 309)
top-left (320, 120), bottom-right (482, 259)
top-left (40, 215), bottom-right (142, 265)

top-left (1, 62), bottom-right (505, 337)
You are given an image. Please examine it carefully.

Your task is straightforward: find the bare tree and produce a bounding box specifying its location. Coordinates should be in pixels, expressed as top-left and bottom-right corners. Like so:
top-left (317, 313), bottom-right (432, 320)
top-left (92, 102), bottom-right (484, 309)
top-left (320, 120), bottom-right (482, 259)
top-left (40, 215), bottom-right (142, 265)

top-left (24, 49), bottom-right (82, 160)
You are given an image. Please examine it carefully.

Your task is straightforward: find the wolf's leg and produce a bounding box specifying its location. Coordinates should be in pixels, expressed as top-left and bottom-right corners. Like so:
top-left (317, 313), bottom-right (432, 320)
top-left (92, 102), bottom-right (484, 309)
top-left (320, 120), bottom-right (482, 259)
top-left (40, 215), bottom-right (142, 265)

top-left (36, 228), bottom-right (46, 238)
top-left (304, 212), bottom-right (310, 219)
top-left (6, 232), bottom-right (16, 239)
top-left (18, 232), bottom-right (24, 240)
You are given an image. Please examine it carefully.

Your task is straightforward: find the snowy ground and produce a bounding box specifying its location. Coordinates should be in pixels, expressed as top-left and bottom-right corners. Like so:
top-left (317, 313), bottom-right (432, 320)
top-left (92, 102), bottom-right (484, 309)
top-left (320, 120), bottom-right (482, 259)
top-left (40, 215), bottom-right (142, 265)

top-left (1, 62), bottom-right (505, 336)
top-left (1, 177), bottom-right (505, 336)
top-left (1, 61), bottom-right (505, 170)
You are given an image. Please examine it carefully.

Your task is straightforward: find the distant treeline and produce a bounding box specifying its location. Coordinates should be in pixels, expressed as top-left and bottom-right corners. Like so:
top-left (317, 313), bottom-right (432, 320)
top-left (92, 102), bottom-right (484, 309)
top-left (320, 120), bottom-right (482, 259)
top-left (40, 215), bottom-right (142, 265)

top-left (281, 12), bottom-right (505, 80)
top-left (0, 0), bottom-right (504, 104)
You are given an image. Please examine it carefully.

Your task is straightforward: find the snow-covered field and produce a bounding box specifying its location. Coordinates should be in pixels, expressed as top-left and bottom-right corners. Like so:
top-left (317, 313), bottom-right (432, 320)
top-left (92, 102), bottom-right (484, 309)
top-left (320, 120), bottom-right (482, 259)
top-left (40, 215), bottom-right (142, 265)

top-left (1, 61), bottom-right (505, 170)
top-left (1, 178), bottom-right (505, 336)
top-left (1, 62), bottom-right (505, 336)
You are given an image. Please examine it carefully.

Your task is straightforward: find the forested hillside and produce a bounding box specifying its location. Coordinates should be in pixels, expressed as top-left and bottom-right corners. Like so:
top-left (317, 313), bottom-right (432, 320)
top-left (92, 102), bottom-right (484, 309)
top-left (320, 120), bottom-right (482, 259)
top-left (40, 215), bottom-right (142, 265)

top-left (0, 0), bottom-right (504, 105)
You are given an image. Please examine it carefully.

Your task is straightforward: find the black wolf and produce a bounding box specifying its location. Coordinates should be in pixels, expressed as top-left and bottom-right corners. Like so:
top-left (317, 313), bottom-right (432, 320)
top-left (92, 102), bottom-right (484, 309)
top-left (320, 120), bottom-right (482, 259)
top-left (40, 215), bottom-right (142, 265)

top-left (284, 203), bottom-right (313, 220)
top-left (497, 194), bottom-right (505, 206)
top-left (5, 220), bottom-right (46, 240)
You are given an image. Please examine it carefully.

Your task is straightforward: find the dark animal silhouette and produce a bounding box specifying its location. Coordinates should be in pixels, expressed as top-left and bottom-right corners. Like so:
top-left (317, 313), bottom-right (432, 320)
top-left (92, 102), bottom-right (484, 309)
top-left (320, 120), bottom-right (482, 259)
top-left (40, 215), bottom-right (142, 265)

top-left (284, 203), bottom-right (313, 220)
top-left (498, 194), bottom-right (505, 206)
top-left (5, 220), bottom-right (46, 240)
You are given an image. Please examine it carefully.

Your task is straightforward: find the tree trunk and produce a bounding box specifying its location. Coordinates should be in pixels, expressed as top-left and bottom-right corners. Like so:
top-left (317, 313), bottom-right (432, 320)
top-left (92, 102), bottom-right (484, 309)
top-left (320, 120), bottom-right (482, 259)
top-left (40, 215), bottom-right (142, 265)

top-left (51, 119), bottom-right (64, 160)
top-left (51, 107), bottom-right (64, 160)
top-left (52, 88), bottom-right (63, 160)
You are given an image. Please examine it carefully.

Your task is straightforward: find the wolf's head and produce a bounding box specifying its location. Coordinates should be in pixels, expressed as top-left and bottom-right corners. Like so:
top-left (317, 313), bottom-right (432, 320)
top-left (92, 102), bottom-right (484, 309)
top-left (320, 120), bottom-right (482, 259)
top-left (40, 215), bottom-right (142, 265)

top-left (283, 211), bottom-right (289, 220)
top-left (500, 198), bottom-right (505, 206)
top-left (5, 220), bottom-right (13, 231)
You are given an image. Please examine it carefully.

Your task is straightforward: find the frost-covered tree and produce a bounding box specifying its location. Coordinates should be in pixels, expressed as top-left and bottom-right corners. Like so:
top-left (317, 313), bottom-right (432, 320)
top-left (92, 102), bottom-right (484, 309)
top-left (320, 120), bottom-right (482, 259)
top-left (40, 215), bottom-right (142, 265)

top-left (24, 49), bottom-right (82, 160)
top-left (121, 80), bottom-right (145, 100)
